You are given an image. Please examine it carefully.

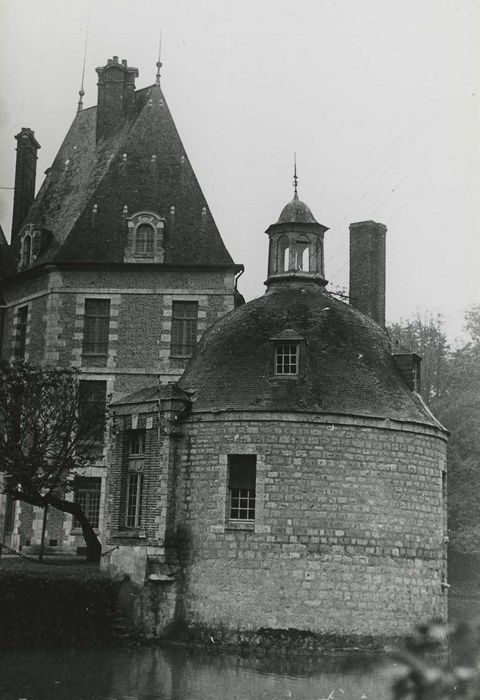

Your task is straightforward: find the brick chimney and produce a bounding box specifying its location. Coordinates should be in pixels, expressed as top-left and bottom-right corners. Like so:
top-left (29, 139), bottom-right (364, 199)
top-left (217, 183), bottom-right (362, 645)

top-left (11, 128), bottom-right (41, 239)
top-left (95, 57), bottom-right (139, 142)
top-left (349, 220), bottom-right (387, 326)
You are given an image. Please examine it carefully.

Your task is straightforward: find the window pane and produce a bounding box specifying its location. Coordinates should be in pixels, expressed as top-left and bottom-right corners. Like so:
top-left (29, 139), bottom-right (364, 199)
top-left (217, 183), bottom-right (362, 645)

top-left (136, 224), bottom-right (154, 256)
top-left (79, 380), bottom-right (107, 442)
top-left (128, 430), bottom-right (145, 456)
top-left (171, 301), bottom-right (198, 356)
top-left (74, 477), bottom-right (101, 529)
top-left (126, 472), bottom-right (143, 527)
top-left (275, 344), bottom-right (298, 375)
top-left (228, 455), bottom-right (256, 520)
top-left (83, 299), bottom-right (110, 356)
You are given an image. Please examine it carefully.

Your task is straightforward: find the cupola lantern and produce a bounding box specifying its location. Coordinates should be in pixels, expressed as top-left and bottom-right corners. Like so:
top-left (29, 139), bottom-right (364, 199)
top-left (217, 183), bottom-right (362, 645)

top-left (265, 168), bottom-right (328, 290)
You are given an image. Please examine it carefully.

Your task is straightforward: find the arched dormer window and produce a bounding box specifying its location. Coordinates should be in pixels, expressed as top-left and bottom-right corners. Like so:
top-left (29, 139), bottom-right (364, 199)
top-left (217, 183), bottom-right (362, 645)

top-left (31, 231), bottom-right (41, 261)
top-left (277, 236), bottom-right (290, 272)
top-left (292, 236), bottom-right (310, 272)
top-left (135, 223), bottom-right (155, 256)
top-left (123, 212), bottom-right (166, 263)
top-left (21, 234), bottom-right (31, 267)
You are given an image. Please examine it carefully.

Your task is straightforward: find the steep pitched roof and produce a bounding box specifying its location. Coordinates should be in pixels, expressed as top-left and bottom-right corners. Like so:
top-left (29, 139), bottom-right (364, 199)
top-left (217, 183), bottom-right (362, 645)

top-left (13, 85), bottom-right (235, 269)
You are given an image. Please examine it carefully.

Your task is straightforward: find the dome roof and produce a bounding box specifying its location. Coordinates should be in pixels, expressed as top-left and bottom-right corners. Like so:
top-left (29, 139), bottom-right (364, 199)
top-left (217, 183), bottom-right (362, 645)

top-left (277, 193), bottom-right (318, 224)
top-left (179, 285), bottom-right (443, 428)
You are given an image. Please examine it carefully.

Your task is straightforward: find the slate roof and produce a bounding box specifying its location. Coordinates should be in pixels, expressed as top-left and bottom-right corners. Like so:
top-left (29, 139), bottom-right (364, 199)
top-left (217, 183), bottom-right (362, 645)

top-left (277, 192), bottom-right (318, 224)
top-left (178, 283), bottom-right (445, 429)
top-left (11, 84), bottom-right (236, 269)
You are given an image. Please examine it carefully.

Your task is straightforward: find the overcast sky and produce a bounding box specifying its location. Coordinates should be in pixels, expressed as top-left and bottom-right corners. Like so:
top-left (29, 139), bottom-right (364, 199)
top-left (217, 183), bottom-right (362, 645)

top-left (0, 0), bottom-right (478, 342)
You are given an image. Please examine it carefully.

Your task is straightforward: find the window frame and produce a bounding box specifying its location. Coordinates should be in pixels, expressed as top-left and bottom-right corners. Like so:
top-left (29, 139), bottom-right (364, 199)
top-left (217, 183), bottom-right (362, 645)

top-left (82, 298), bottom-right (111, 360)
top-left (73, 476), bottom-right (102, 530)
top-left (21, 234), bottom-right (32, 267)
top-left (170, 300), bottom-right (199, 358)
top-left (135, 223), bottom-right (155, 257)
top-left (274, 343), bottom-right (299, 376)
top-left (125, 471), bottom-right (144, 528)
top-left (78, 380), bottom-right (107, 444)
top-left (227, 454), bottom-right (257, 523)
top-left (124, 430), bottom-right (146, 529)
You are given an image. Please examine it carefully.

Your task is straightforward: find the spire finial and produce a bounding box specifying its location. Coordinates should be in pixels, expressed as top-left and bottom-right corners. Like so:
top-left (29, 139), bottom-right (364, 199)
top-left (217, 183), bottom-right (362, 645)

top-left (293, 152), bottom-right (298, 200)
top-left (155, 31), bottom-right (163, 85)
top-left (77, 6), bottom-right (90, 112)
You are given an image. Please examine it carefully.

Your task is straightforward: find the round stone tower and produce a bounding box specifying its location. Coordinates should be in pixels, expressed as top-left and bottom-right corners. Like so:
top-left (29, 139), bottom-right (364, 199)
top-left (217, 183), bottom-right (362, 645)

top-left (174, 188), bottom-right (448, 639)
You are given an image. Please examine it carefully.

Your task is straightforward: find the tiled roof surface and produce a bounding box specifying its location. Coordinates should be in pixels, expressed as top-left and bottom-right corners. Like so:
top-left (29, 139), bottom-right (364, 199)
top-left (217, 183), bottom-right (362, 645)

top-left (277, 194), bottom-right (318, 224)
top-left (178, 284), bottom-right (444, 428)
top-left (15, 85), bottom-right (235, 268)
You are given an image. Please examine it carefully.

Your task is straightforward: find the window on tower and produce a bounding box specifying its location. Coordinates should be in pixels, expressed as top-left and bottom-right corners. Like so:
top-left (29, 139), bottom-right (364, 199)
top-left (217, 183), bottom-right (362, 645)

top-left (82, 298), bottom-right (110, 363)
top-left (171, 301), bottom-right (198, 357)
top-left (228, 454), bottom-right (256, 522)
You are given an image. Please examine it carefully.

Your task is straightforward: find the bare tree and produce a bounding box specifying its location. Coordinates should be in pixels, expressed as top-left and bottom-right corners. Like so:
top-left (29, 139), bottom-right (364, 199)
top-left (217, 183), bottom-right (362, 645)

top-left (0, 363), bottom-right (105, 562)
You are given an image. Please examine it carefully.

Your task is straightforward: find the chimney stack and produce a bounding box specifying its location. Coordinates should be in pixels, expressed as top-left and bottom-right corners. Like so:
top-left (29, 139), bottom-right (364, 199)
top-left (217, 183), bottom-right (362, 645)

top-left (11, 128), bottom-right (41, 240)
top-left (349, 220), bottom-right (387, 326)
top-left (95, 57), bottom-right (139, 143)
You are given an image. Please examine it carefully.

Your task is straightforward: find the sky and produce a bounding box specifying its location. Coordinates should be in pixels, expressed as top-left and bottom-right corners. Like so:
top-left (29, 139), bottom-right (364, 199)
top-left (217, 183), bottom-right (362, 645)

top-left (0, 0), bottom-right (478, 343)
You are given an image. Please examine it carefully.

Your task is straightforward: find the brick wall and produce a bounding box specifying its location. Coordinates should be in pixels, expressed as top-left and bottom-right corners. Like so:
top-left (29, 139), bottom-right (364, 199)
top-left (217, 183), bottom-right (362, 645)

top-left (170, 412), bottom-right (447, 636)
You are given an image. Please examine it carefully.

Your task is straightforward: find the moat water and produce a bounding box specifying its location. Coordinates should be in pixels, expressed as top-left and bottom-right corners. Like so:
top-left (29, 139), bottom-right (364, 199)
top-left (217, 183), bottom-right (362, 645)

top-left (0, 644), bottom-right (391, 700)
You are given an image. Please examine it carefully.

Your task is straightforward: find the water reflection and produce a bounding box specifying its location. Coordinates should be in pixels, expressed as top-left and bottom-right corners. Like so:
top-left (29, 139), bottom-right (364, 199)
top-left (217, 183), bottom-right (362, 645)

top-left (0, 645), bottom-right (390, 700)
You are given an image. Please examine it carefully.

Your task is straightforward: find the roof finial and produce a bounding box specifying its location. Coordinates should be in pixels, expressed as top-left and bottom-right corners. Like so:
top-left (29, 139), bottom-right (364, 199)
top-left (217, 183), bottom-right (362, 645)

top-left (293, 152), bottom-right (298, 200)
top-left (77, 6), bottom-right (90, 112)
top-left (155, 31), bottom-right (163, 85)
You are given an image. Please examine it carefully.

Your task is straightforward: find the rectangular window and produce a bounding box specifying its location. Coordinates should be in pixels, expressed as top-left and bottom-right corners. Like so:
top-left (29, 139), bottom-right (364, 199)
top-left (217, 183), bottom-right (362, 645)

top-left (228, 454), bottom-right (256, 521)
top-left (126, 472), bottom-right (143, 528)
top-left (275, 343), bottom-right (298, 375)
top-left (15, 306), bottom-right (28, 360)
top-left (171, 301), bottom-right (198, 356)
top-left (73, 477), bottom-right (101, 529)
top-left (128, 429), bottom-right (145, 456)
top-left (79, 380), bottom-right (107, 443)
top-left (82, 299), bottom-right (110, 357)
top-left (4, 495), bottom-right (16, 533)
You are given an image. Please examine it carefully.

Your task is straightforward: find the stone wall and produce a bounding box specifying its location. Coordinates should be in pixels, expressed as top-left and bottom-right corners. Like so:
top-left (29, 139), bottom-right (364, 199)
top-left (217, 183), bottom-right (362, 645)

top-left (0, 264), bottom-right (237, 553)
top-left (171, 412), bottom-right (447, 636)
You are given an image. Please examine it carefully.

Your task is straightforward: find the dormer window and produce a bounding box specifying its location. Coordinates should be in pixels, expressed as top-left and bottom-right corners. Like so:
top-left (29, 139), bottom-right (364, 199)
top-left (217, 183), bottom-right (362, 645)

top-left (123, 211), bottom-right (165, 263)
top-left (135, 223), bottom-right (155, 256)
top-left (275, 343), bottom-right (298, 375)
top-left (21, 234), bottom-right (31, 267)
top-left (18, 225), bottom-right (47, 269)
top-left (270, 329), bottom-right (305, 377)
